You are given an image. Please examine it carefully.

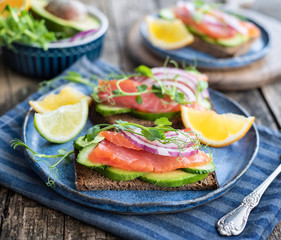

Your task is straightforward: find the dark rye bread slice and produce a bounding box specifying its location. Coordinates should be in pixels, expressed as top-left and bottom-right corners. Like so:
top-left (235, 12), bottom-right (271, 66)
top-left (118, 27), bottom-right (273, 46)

top-left (74, 159), bottom-right (219, 191)
top-left (189, 34), bottom-right (259, 58)
top-left (89, 99), bottom-right (185, 128)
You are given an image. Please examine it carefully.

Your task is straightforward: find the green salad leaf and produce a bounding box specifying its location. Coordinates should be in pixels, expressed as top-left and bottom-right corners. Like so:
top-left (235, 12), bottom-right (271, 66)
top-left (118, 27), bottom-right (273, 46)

top-left (0, 5), bottom-right (60, 51)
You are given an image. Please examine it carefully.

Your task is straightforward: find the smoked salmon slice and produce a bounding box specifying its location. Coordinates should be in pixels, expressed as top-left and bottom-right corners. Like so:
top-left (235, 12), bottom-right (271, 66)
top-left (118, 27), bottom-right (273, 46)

top-left (89, 132), bottom-right (211, 172)
top-left (98, 79), bottom-right (181, 113)
top-left (99, 131), bottom-right (142, 150)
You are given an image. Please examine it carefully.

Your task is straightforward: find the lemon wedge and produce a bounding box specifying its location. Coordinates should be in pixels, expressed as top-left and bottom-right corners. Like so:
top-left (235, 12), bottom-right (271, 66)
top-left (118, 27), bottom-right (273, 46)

top-left (181, 106), bottom-right (255, 147)
top-left (29, 86), bottom-right (91, 114)
top-left (34, 99), bottom-right (88, 143)
top-left (146, 16), bottom-right (194, 50)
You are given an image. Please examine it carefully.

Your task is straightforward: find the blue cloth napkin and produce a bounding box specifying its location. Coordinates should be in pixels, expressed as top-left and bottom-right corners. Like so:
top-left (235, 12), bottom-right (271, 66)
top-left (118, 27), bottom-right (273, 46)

top-left (0, 57), bottom-right (280, 240)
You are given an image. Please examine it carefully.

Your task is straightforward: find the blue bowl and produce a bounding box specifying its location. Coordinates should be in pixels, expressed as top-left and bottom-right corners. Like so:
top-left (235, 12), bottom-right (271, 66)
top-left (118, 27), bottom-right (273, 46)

top-left (1, 7), bottom-right (108, 79)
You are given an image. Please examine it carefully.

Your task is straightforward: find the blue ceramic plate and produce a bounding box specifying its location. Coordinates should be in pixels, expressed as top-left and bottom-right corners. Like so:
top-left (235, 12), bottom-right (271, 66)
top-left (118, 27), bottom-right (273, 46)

top-left (140, 17), bottom-right (271, 69)
top-left (23, 83), bottom-right (259, 214)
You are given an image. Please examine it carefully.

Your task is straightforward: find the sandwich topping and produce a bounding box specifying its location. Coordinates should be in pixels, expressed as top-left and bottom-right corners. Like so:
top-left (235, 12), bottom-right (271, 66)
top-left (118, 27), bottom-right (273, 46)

top-left (93, 65), bottom-right (211, 115)
top-left (80, 117), bottom-right (211, 173)
top-left (174, 1), bottom-right (260, 39)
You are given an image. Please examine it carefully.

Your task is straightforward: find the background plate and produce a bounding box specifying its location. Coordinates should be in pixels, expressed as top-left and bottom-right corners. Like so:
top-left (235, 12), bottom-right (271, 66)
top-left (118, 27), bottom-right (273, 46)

top-left (140, 17), bottom-right (271, 69)
top-left (23, 83), bottom-right (259, 214)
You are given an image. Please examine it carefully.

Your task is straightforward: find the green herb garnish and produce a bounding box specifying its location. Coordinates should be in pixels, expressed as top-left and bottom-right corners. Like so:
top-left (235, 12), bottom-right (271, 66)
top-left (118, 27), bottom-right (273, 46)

top-left (83, 117), bottom-right (200, 152)
top-left (11, 139), bottom-right (74, 187)
top-left (10, 117), bottom-right (202, 186)
top-left (0, 5), bottom-right (59, 51)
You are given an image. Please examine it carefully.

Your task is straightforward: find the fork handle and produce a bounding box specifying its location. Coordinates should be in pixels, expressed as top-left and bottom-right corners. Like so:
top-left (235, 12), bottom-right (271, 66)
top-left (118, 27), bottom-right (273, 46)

top-left (216, 163), bottom-right (281, 236)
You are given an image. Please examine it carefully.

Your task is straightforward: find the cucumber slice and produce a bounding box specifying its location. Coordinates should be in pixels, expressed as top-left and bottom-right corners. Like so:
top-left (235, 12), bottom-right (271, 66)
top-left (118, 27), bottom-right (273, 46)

top-left (159, 8), bottom-right (175, 20)
top-left (98, 167), bottom-right (146, 181)
top-left (140, 170), bottom-right (208, 187)
top-left (76, 143), bottom-right (105, 168)
top-left (96, 104), bottom-right (131, 117)
top-left (131, 110), bottom-right (180, 121)
top-left (182, 161), bottom-right (216, 174)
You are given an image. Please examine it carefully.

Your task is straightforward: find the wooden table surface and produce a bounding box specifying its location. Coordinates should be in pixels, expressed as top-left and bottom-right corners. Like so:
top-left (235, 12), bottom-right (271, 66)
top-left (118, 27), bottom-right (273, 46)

top-left (0, 0), bottom-right (280, 239)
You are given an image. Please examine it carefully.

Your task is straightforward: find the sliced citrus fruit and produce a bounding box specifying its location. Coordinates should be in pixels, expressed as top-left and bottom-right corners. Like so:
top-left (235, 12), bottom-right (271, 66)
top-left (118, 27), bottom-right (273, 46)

top-left (0, 0), bottom-right (31, 14)
top-left (34, 98), bottom-right (88, 143)
top-left (181, 106), bottom-right (255, 147)
top-left (29, 87), bottom-right (91, 113)
top-left (146, 16), bottom-right (194, 50)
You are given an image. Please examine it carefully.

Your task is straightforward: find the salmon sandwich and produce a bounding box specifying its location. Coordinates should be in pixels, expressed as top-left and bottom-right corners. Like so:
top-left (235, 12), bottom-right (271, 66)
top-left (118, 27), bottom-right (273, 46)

top-left (90, 65), bottom-right (212, 129)
top-left (73, 118), bottom-right (219, 191)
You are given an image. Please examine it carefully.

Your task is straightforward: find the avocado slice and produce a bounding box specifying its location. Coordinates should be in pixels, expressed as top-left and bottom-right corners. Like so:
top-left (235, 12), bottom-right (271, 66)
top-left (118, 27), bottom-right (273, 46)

top-left (98, 167), bottom-right (146, 181)
top-left (140, 170), bottom-right (208, 187)
top-left (187, 26), bottom-right (249, 47)
top-left (31, 0), bottom-right (100, 38)
top-left (215, 34), bottom-right (249, 47)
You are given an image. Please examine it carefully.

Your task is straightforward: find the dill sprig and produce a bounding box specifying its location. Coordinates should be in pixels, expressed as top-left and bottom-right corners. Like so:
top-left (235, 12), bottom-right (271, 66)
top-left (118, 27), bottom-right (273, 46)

top-left (11, 139), bottom-right (74, 187)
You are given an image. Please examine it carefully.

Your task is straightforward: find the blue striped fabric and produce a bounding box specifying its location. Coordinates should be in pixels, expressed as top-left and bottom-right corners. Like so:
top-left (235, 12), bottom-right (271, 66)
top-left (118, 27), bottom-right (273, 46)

top-left (0, 57), bottom-right (280, 240)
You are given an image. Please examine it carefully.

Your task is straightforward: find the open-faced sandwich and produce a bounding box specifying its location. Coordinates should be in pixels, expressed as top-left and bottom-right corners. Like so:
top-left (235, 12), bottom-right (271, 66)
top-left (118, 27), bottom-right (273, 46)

top-left (154, 1), bottom-right (261, 58)
top-left (73, 118), bottom-right (219, 191)
top-left (90, 65), bottom-right (211, 129)
top-left (14, 64), bottom-right (254, 192)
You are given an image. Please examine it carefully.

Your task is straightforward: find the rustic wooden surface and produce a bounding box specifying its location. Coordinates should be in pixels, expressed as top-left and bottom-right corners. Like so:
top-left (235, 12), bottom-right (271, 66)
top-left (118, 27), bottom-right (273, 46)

top-left (0, 0), bottom-right (280, 239)
top-left (127, 10), bottom-right (281, 91)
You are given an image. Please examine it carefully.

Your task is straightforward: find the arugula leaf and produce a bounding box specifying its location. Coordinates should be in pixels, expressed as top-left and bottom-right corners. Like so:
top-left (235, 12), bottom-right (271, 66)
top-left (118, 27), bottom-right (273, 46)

top-left (154, 117), bottom-right (172, 126)
top-left (113, 89), bottom-right (121, 94)
top-left (152, 85), bottom-right (164, 98)
top-left (141, 128), bottom-right (164, 141)
top-left (136, 95), bottom-right (143, 105)
top-left (136, 85), bottom-right (148, 92)
top-left (135, 65), bottom-right (153, 77)
top-left (174, 92), bottom-right (187, 105)
top-left (85, 125), bottom-right (101, 141)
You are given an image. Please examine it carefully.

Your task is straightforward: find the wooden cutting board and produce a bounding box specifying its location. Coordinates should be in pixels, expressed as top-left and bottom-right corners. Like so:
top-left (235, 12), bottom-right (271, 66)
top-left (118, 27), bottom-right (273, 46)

top-left (127, 9), bottom-right (281, 91)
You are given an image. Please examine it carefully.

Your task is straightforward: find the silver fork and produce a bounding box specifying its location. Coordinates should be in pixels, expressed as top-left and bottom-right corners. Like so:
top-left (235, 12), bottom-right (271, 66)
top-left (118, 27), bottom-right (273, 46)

top-left (216, 162), bottom-right (281, 236)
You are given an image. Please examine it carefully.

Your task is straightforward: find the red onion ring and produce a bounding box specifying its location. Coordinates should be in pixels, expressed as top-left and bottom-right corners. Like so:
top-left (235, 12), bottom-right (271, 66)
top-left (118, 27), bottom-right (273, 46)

top-left (120, 129), bottom-right (198, 157)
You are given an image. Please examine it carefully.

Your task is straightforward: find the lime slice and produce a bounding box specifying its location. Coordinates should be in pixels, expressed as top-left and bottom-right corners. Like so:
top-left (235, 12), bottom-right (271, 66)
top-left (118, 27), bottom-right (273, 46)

top-left (34, 98), bottom-right (88, 143)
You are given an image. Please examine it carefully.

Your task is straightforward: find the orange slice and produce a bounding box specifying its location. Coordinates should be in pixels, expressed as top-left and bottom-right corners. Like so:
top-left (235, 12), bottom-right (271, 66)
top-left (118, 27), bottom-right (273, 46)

top-left (146, 16), bottom-right (194, 50)
top-left (0, 0), bottom-right (31, 14)
top-left (181, 106), bottom-right (255, 147)
top-left (29, 87), bottom-right (91, 113)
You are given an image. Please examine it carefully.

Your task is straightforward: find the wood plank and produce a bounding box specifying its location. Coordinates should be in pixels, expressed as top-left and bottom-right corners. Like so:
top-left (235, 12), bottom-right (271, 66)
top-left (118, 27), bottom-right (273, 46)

top-left (0, 192), bottom-right (65, 240)
top-left (6, 68), bottom-right (39, 107)
top-left (64, 216), bottom-right (120, 240)
top-left (0, 59), bottom-right (13, 115)
top-left (110, 0), bottom-right (158, 72)
top-left (224, 90), bottom-right (278, 130)
top-left (261, 81), bottom-right (281, 129)
top-left (0, 187), bottom-right (9, 230)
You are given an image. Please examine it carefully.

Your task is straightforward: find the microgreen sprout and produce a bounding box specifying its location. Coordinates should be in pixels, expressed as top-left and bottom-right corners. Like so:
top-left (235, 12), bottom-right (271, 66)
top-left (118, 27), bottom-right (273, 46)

top-left (11, 139), bottom-right (74, 187)
top-left (83, 117), bottom-right (200, 153)
top-left (39, 60), bottom-right (209, 108)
